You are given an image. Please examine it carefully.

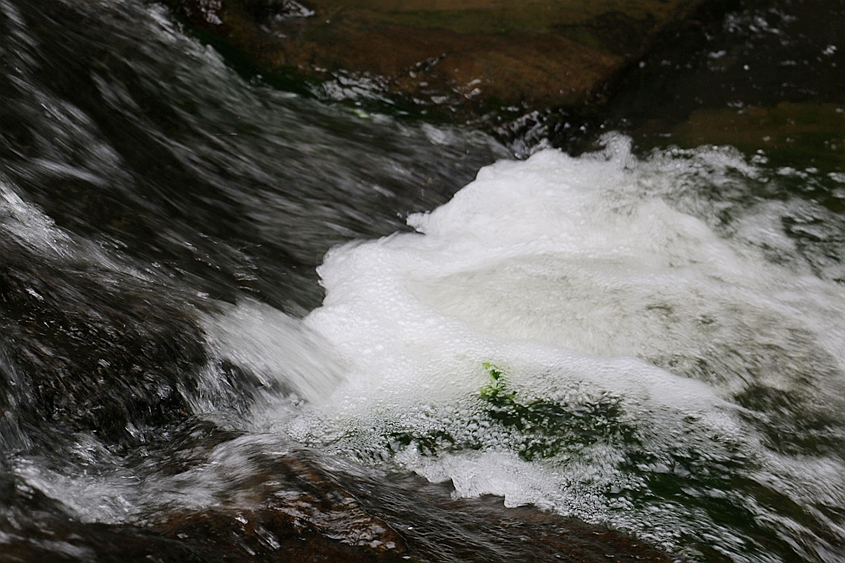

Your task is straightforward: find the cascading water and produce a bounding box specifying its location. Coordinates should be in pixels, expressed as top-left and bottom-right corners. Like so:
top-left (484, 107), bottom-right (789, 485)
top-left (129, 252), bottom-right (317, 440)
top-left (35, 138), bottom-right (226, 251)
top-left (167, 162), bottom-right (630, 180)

top-left (1, 1), bottom-right (844, 562)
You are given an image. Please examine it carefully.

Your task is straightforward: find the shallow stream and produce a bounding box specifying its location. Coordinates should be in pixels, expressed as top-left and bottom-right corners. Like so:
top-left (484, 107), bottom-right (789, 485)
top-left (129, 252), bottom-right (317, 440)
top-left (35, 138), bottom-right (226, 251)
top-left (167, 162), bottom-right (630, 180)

top-left (1, 1), bottom-right (844, 562)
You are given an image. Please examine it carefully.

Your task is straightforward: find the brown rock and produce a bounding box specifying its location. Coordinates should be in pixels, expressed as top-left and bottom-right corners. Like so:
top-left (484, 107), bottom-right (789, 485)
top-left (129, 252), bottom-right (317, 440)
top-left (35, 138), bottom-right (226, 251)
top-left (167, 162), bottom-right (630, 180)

top-left (163, 0), bottom-right (709, 120)
top-left (148, 446), bottom-right (676, 562)
top-left (0, 446), bottom-right (677, 562)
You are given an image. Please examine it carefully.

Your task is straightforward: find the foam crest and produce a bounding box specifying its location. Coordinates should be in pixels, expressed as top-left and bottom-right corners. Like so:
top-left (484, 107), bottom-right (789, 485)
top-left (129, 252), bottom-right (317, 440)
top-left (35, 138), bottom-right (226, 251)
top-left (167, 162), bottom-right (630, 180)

top-left (307, 140), bottom-right (844, 406)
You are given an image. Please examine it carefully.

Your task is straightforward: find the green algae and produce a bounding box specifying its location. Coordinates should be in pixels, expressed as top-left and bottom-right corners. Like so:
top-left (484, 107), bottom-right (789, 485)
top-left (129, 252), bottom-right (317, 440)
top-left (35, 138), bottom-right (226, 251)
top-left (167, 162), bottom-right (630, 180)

top-left (376, 364), bottom-right (637, 463)
top-left (478, 363), bottom-right (638, 461)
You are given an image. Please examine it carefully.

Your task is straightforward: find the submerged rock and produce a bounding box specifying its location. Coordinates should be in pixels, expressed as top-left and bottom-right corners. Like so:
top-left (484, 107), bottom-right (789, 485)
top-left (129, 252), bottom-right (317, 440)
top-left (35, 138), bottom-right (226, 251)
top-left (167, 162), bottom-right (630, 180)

top-left (671, 103), bottom-right (845, 170)
top-left (0, 441), bottom-right (676, 562)
top-left (162, 0), bottom-right (710, 120)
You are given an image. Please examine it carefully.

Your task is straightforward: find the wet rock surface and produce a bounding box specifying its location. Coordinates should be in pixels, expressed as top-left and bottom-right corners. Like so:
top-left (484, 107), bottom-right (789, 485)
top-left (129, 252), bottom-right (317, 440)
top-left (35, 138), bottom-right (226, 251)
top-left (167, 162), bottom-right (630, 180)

top-left (161, 0), bottom-right (709, 120)
top-left (1, 441), bottom-right (675, 562)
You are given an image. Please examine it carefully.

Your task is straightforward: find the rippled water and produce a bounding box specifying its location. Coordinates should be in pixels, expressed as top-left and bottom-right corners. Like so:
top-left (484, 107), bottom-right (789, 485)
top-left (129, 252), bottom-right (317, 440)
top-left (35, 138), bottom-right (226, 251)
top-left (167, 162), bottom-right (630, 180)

top-left (1, 1), bottom-right (844, 562)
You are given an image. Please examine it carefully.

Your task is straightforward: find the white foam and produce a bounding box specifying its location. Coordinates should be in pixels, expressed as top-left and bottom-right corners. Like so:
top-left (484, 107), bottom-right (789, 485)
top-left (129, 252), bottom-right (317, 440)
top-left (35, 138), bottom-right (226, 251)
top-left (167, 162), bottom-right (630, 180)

top-left (272, 136), bottom-right (845, 557)
top-left (301, 139), bottom-right (844, 411)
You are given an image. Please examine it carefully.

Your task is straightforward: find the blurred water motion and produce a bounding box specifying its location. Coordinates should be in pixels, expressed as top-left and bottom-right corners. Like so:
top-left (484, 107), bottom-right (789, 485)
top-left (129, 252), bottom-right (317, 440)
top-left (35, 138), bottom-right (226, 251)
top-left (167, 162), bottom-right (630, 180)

top-left (1, 1), bottom-right (844, 562)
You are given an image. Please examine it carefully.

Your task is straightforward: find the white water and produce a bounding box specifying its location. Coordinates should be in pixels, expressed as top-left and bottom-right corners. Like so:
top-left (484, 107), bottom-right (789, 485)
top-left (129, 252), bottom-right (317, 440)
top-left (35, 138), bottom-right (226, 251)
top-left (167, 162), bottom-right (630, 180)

top-left (252, 135), bottom-right (845, 560)
top-left (13, 135), bottom-right (845, 562)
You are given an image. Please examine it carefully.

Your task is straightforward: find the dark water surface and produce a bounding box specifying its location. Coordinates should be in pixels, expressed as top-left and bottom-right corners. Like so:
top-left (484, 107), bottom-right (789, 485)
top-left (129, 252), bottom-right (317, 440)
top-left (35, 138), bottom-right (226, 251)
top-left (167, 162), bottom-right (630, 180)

top-left (1, 1), bottom-right (844, 562)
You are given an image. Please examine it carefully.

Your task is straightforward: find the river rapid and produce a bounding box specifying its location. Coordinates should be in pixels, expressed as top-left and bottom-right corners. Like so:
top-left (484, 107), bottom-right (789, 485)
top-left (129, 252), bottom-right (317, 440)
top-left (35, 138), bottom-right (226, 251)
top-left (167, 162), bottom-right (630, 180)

top-left (1, 1), bottom-right (844, 562)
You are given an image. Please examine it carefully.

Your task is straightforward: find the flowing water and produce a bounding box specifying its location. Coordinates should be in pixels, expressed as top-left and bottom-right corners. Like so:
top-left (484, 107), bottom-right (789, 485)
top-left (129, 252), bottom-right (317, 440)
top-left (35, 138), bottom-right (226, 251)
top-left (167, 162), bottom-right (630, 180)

top-left (1, 1), bottom-right (845, 562)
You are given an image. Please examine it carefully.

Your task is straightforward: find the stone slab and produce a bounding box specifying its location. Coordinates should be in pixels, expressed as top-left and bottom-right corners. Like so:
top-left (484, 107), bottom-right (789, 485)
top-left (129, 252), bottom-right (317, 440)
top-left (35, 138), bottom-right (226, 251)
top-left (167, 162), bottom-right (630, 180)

top-left (166, 0), bottom-right (708, 118)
